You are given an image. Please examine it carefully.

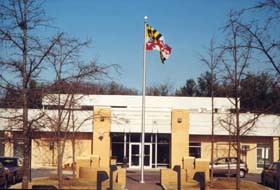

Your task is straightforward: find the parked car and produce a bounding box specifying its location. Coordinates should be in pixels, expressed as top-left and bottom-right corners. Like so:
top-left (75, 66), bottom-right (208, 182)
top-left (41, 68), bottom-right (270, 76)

top-left (210, 157), bottom-right (249, 178)
top-left (0, 157), bottom-right (24, 185)
top-left (0, 162), bottom-right (8, 189)
top-left (261, 162), bottom-right (280, 189)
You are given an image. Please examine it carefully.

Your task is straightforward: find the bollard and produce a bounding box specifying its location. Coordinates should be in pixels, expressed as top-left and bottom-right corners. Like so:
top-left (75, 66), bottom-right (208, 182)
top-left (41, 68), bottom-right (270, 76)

top-left (173, 165), bottom-right (181, 190)
top-left (193, 172), bottom-right (205, 190)
top-left (123, 156), bottom-right (128, 168)
top-left (97, 171), bottom-right (109, 190)
top-left (110, 165), bottom-right (118, 190)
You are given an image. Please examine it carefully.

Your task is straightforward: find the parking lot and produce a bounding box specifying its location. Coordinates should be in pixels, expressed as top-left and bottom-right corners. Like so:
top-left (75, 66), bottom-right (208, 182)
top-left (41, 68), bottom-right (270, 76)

top-left (244, 173), bottom-right (261, 184)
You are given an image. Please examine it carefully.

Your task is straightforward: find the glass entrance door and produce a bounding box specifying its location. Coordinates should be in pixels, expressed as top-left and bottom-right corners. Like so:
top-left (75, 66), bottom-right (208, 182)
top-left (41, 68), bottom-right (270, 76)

top-left (129, 143), bottom-right (152, 168)
top-left (129, 143), bottom-right (140, 168)
top-left (144, 143), bottom-right (152, 168)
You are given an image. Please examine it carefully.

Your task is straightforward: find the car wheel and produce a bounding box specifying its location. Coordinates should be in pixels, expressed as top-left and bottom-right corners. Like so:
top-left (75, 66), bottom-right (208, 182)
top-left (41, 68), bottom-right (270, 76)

top-left (261, 175), bottom-right (266, 185)
top-left (3, 181), bottom-right (8, 189)
top-left (239, 170), bottom-right (245, 178)
top-left (11, 173), bottom-right (17, 184)
top-left (274, 177), bottom-right (279, 190)
top-left (12, 174), bottom-right (16, 184)
top-left (3, 176), bottom-right (8, 189)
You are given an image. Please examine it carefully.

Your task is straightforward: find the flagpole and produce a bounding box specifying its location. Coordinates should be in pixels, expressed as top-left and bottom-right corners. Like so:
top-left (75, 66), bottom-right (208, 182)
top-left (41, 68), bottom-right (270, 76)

top-left (140, 16), bottom-right (148, 184)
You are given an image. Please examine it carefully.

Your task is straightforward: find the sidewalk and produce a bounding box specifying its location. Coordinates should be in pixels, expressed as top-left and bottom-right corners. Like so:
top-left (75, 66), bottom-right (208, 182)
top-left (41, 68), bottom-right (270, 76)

top-left (126, 170), bottom-right (163, 190)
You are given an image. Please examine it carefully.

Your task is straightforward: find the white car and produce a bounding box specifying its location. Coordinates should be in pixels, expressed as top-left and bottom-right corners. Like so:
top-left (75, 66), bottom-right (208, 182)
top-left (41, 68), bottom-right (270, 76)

top-left (210, 157), bottom-right (249, 178)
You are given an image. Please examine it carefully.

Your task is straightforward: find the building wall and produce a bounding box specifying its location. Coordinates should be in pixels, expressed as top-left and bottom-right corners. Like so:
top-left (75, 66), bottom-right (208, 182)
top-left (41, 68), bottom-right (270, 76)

top-left (191, 135), bottom-right (277, 173)
top-left (42, 95), bottom-right (235, 111)
top-left (31, 139), bottom-right (92, 167)
top-left (111, 107), bottom-right (171, 133)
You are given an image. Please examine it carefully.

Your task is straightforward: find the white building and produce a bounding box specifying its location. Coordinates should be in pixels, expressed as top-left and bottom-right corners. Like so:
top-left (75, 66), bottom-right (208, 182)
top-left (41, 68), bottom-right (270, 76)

top-left (0, 95), bottom-right (279, 173)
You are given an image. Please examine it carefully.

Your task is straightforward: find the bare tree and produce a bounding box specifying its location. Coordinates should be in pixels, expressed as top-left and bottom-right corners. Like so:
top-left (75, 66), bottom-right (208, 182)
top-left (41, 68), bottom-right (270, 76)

top-left (200, 38), bottom-right (221, 186)
top-left (43, 35), bottom-right (118, 188)
top-left (146, 81), bottom-right (174, 96)
top-left (220, 12), bottom-right (254, 189)
top-left (234, 0), bottom-right (280, 75)
top-left (0, 0), bottom-right (63, 188)
top-left (69, 109), bottom-right (92, 177)
top-left (218, 112), bottom-right (261, 178)
top-left (42, 93), bottom-right (90, 188)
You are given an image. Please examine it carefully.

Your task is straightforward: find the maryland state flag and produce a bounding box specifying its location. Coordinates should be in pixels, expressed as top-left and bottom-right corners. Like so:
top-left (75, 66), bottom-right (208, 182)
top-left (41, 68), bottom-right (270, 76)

top-left (146, 24), bottom-right (171, 63)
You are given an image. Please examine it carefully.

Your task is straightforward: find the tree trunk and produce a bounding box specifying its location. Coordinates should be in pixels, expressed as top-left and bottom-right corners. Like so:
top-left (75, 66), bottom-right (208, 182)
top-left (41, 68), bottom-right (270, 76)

top-left (234, 42), bottom-right (241, 189)
top-left (72, 138), bottom-right (76, 176)
top-left (235, 98), bottom-right (241, 189)
top-left (22, 0), bottom-right (30, 188)
top-left (57, 93), bottom-right (63, 189)
top-left (57, 139), bottom-right (63, 188)
top-left (210, 68), bottom-right (215, 186)
top-left (227, 135), bottom-right (232, 178)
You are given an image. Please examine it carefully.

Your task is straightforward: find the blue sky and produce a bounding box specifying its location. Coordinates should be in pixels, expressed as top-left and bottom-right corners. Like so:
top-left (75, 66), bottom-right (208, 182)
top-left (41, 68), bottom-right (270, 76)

top-left (44, 0), bottom-right (255, 91)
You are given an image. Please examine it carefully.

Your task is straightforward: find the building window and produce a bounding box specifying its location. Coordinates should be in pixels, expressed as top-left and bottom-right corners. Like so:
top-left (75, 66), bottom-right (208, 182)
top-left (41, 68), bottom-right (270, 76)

top-left (14, 140), bottom-right (24, 158)
top-left (0, 131), bottom-right (4, 156)
top-left (257, 144), bottom-right (271, 168)
top-left (157, 134), bottom-right (170, 167)
top-left (0, 142), bottom-right (4, 156)
top-left (189, 142), bottom-right (201, 158)
top-left (111, 133), bottom-right (125, 166)
top-left (241, 145), bottom-right (250, 163)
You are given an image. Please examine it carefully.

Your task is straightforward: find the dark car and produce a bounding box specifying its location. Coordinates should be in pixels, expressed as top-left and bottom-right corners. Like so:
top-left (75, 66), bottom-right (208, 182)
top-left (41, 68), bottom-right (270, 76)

top-left (261, 162), bottom-right (280, 189)
top-left (0, 157), bottom-right (23, 185)
top-left (210, 157), bottom-right (249, 178)
top-left (0, 162), bottom-right (9, 189)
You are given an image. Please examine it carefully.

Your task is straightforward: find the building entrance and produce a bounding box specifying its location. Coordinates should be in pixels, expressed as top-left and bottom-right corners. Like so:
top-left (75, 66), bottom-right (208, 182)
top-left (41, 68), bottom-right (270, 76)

top-left (129, 143), bottom-right (152, 168)
top-left (111, 133), bottom-right (170, 169)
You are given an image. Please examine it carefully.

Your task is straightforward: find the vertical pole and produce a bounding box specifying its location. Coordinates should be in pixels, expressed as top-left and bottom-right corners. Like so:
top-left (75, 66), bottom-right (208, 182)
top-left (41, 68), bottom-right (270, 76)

top-left (123, 132), bottom-right (128, 167)
top-left (155, 131), bottom-right (158, 168)
top-left (124, 133), bottom-right (127, 158)
top-left (140, 16), bottom-right (148, 183)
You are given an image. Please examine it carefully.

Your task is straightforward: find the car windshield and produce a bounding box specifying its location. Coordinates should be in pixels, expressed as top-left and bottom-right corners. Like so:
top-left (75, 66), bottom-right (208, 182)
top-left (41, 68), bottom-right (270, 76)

top-left (214, 157), bottom-right (245, 164)
top-left (268, 163), bottom-right (277, 171)
top-left (216, 158), bottom-right (228, 164)
top-left (0, 158), bottom-right (17, 167)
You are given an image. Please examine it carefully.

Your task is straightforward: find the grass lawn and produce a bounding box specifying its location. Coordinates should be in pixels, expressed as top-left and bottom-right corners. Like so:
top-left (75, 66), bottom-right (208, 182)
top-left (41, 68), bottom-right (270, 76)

top-left (9, 177), bottom-right (272, 190)
top-left (161, 177), bottom-right (271, 190)
top-left (208, 178), bottom-right (272, 190)
top-left (10, 177), bottom-right (99, 189)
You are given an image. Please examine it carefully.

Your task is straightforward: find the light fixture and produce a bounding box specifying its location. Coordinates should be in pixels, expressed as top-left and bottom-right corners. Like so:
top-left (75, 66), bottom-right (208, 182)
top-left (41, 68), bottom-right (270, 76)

top-left (98, 131), bottom-right (104, 140)
top-left (177, 117), bottom-right (182, 123)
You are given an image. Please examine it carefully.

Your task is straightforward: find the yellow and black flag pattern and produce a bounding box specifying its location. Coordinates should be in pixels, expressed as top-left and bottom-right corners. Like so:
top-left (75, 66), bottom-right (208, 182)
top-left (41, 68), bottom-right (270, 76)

top-left (146, 24), bottom-right (162, 41)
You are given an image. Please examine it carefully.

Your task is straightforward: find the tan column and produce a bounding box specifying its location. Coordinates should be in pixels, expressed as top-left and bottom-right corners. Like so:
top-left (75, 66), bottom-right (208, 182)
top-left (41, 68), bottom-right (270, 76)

top-left (171, 109), bottom-right (189, 168)
top-left (93, 107), bottom-right (111, 170)
top-left (273, 137), bottom-right (279, 162)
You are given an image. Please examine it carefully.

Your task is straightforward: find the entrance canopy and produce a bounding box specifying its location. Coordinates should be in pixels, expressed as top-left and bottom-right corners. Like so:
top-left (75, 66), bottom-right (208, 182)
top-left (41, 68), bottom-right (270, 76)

top-left (111, 107), bottom-right (171, 133)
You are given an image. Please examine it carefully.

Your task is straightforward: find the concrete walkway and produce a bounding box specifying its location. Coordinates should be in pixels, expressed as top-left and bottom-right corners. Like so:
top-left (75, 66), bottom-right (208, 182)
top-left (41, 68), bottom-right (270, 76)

top-left (126, 170), bottom-right (163, 190)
